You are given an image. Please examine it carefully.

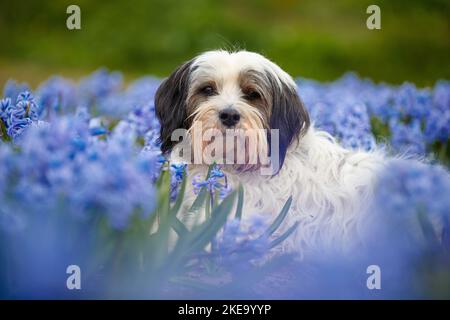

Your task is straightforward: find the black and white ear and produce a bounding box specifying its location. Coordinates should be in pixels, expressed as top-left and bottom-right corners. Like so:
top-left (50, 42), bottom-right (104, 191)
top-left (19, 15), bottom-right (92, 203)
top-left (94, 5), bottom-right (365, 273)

top-left (267, 74), bottom-right (310, 172)
top-left (155, 59), bottom-right (194, 154)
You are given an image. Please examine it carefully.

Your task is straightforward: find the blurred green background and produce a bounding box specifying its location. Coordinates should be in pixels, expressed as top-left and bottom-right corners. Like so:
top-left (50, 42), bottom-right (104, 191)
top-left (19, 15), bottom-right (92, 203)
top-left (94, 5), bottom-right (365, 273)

top-left (0, 0), bottom-right (449, 87)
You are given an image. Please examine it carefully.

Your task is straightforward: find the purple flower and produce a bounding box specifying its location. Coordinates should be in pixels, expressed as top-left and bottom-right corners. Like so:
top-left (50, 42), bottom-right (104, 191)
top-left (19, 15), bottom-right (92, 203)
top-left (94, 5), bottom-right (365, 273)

top-left (1, 91), bottom-right (41, 139)
top-left (432, 80), bottom-right (450, 112)
top-left (372, 159), bottom-right (450, 253)
top-left (212, 217), bottom-right (270, 273)
top-left (171, 163), bottom-right (187, 181)
top-left (390, 119), bottom-right (426, 156)
top-left (210, 165), bottom-right (225, 178)
top-left (424, 108), bottom-right (450, 144)
top-left (192, 165), bottom-right (230, 199)
top-left (2, 80), bottom-right (30, 104)
top-left (0, 98), bottom-right (11, 124)
top-left (78, 69), bottom-right (123, 110)
top-left (16, 91), bottom-right (40, 120)
top-left (394, 83), bottom-right (430, 120)
top-left (37, 76), bottom-right (77, 116)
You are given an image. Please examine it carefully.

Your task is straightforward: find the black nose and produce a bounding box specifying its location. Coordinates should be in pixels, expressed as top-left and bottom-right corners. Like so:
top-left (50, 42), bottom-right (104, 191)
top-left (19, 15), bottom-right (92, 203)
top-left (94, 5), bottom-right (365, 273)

top-left (219, 108), bottom-right (240, 127)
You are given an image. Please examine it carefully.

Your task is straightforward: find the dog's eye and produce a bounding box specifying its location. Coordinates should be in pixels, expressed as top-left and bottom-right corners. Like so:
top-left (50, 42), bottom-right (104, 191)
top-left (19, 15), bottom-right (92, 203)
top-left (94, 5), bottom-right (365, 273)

top-left (199, 85), bottom-right (216, 96)
top-left (244, 90), bottom-right (261, 101)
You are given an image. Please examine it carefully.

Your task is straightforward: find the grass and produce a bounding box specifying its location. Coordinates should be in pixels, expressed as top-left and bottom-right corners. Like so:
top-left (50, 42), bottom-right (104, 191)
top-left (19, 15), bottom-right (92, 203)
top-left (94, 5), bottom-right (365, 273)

top-left (1, 0), bottom-right (449, 88)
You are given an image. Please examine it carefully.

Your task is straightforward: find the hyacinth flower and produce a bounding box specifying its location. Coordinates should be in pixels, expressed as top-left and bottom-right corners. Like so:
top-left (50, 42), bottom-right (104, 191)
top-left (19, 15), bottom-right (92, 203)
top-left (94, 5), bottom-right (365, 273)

top-left (424, 108), bottom-right (450, 165)
top-left (36, 76), bottom-right (77, 117)
top-left (365, 160), bottom-right (450, 296)
top-left (2, 80), bottom-right (30, 104)
top-left (127, 102), bottom-right (160, 137)
top-left (192, 165), bottom-right (232, 217)
top-left (88, 117), bottom-right (108, 136)
top-left (425, 109), bottom-right (450, 144)
top-left (389, 119), bottom-right (426, 156)
top-left (0, 72), bottom-right (449, 298)
top-left (212, 217), bottom-right (270, 272)
top-left (165, 182), bottom-right (299, 296)
top-left (78, 69), bottom-right (123, 113)
top-left (2, 91), bottom-right (40, 139)
top-left (169, 163), bottom-right (188, 201)
top-left (394, 83), bottom-right (431, 121)
top-left (97, 77), bottom-right (160, 117)
top-left (334, 102), bottom-right (376, 151)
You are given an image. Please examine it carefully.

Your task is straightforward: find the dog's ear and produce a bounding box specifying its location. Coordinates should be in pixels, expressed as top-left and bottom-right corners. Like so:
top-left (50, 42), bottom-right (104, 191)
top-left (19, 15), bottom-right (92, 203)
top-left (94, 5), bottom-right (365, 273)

top-left (155, 59), bottom-right (194, 154)
top-left (267, 74), bottom-right (310, 173)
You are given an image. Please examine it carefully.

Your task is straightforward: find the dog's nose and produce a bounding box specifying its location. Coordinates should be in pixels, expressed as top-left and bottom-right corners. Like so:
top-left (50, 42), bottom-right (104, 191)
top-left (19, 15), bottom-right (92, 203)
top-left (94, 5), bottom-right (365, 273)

top-left (219, 108), bottom-right (240, 127)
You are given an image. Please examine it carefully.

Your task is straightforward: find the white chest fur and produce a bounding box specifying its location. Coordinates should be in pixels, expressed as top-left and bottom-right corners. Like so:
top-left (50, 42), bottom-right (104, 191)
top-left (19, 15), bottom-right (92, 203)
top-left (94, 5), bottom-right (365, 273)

top-left (175, 127), bottom-right (386, 254)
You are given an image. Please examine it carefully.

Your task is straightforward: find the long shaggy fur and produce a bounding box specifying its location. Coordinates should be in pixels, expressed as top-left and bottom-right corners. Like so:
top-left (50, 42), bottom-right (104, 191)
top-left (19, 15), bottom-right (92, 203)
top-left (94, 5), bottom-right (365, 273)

top-left (155, 50), bottom-right (386, 254)
top-left (179, 128), bottom-right (385, 255)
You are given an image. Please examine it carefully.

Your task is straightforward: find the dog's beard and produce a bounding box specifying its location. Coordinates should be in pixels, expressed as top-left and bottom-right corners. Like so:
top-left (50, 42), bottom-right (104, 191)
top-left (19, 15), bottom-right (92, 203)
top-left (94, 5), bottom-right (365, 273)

top-left (187, 103), bottom-right (269, 172)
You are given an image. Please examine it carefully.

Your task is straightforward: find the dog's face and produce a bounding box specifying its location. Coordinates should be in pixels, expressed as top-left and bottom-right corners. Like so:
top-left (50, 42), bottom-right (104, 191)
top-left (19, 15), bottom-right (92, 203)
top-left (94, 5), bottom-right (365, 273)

top-left (155, 50), bottom-right (310, 173)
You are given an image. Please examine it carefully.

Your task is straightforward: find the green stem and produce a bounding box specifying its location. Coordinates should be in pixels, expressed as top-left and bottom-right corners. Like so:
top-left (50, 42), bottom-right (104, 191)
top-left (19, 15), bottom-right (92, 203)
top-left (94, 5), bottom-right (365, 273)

top-left (0, 119), bottom-right (10, 142)
top-left (438, 142), bottom-right (448, 165)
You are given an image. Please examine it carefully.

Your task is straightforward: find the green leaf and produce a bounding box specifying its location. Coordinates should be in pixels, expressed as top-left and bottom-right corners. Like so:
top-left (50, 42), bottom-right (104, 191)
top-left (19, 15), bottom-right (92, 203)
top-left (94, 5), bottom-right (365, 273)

top-left (186, 164), bottom-right (215, 214)
top-left (188, 187), bottom-right (208, 213)
top-left (269, 221), bottom-right (299, 249)
top-left (171, 217), bottom-right (189, 238)
top-left (0, 119), bottom-right (10, 142)
top-left (264, 196), bottom-right (292, 237)
top-left (187, 191), bottom-right (236, 252)
top-left (417, 210), bottom-right (439, 246)
top-left (205, 192), bottom-right (211, 219)
top-left (169, 276), bottom-right (219, 291)
top-left (169, 170), bottom-right (187, 216)
top-left (234, 184), bottom-right (244, 220)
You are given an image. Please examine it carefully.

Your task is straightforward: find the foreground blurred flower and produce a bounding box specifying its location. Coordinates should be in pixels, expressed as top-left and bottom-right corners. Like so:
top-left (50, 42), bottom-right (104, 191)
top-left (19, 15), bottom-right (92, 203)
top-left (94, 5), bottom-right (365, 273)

top-left (1, 109), bottom-right (158, 230)
top-left (213, 217), bottom-right (270, 272)
top-left (0, 71), bottom-right (449, 299)
top-left (374, 160), bottom-right (450, 227)
top-left (36, 76), bottom-right (77, 117)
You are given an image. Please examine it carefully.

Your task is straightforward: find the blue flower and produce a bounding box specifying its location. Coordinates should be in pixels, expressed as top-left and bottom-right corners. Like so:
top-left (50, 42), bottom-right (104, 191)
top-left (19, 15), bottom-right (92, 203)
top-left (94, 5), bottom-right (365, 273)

top-left (2, 91), bottom-right (40, 139)
top-left (390, 119), bottom-right (426, 156)
top-left (16, 91), bottom-right (40, 120)
top-left (0, 72), bottom-right (449, 299)
top-left (432, 80), bottom-right (450, 112)
top-left (369, 160), bottom-right (450, 269)
top-left (78, 69), bottom-right (123, 110)
top-left (2, 80), bottom-right (30, 104)
top-left (210, 165), bottom-right (225, 178)
top-left (0, 98), bottom-right (11, 124)
top-left (424, 108), bottom-right (450, 144)
top-left (168, 162), bottom-right (188, 200)
top-left (192, 165), bottom-right (230, 199)
top-left (171, 163), bottom-right (187, 181)
top-left (36, 76), bottom-right (77, 116)
top-left (212, 217), bottom-right (270, 273)
top-left (192, 176), bottom-right (222, 194)
top-left (394, 83), bottom-right (430, 120)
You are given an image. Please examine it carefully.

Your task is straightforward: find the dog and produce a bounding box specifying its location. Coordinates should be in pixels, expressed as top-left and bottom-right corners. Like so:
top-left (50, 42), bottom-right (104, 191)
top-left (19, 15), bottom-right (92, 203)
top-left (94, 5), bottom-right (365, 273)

top-left (155, 50), bottom-right (386, 254)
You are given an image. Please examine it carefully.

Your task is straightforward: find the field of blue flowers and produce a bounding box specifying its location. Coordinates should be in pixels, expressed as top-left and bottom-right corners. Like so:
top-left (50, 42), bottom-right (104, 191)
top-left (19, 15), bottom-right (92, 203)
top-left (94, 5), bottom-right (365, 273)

top-left (0, 70), bottom-right (449, 299)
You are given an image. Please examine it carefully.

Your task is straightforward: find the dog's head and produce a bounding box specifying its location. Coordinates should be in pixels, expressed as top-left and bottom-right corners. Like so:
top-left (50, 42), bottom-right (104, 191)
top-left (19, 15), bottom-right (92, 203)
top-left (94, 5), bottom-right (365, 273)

top-left (155, 50), bottom-right (310, 173)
